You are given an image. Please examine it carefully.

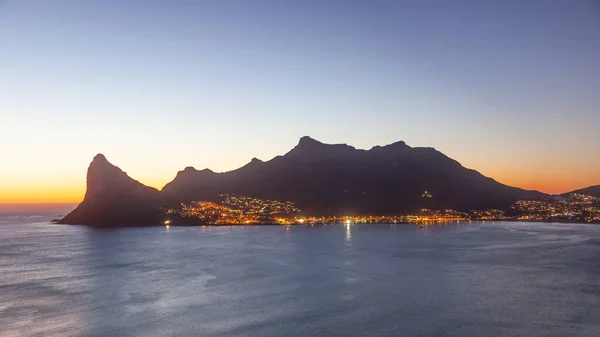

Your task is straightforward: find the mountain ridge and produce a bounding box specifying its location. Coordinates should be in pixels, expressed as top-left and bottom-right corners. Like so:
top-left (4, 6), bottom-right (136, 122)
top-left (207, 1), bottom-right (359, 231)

top-left (562, 185), bottom-right (600, 198)
top-left (61, 137), bottom-right (557, 225)
top-left (58, 154), bottom-right (163, 225)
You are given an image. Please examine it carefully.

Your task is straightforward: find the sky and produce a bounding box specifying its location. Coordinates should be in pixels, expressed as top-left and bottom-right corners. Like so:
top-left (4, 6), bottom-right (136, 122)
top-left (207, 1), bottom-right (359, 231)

top-left (1, 0), bottom-right (599, 202)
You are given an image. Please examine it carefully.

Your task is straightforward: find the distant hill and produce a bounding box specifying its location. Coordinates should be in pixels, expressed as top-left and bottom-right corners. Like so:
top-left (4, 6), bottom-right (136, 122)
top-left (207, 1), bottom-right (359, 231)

top-left (61, 137), bottom-right (548, 225)
top-left (58, 154), bottom-right (163, 225)
top-left (562, 185), bottom-right (600, 198)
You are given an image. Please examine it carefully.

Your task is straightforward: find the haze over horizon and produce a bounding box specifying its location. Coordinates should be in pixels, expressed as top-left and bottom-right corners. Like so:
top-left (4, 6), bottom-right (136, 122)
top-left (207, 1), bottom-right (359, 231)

top-left (1, 0), bottom-right (599, 202)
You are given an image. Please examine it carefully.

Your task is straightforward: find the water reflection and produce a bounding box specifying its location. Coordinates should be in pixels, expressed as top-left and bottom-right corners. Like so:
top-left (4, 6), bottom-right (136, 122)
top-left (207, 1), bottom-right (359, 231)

top-left (2, 219), bottom-right (600, 336)
top-left (345, 223), bottom-right (352, 242)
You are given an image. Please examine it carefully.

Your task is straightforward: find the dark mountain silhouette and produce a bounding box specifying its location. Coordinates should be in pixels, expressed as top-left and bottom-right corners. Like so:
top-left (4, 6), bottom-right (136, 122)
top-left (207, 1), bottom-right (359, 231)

top-left (58, 154), bottom-right (162, 225)
top-left (162, 136), bottom-right (545, 215)
top-left (562, 185), bottom-right (600, 198)
top-left (61, 137), bottom-right (547, 225)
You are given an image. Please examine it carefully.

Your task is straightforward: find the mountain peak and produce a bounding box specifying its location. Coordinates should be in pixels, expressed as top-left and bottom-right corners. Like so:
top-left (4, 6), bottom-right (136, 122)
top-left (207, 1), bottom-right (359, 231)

top-left (91, 153), bottom-right (112, 168)
top-left (59, 154), bottom-right (161, 225)
top-left (85, 154), bottom-right (156, 197)
top-left (173, 166), bottom-right (216, 182)
top-left (181, 166), bottom-right (215, 174)
top-left (370, 140), bottom-right (411, 152)
top-left (89, 154), bottom-right (119, 174)
top-left (298, 136), bottom-right (323, 146)
top-left (388, 140), bottom-right (408, 148)
top-left (287, 136), bottom-right (356, 157)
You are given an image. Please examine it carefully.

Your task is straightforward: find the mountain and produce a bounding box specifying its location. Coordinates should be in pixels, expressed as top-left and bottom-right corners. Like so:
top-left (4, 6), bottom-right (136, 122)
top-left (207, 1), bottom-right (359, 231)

top-left (162, 136), bottom-right (545, 215)
top-left (61, 137), bottom-right (547, 225)
top-left (58, 154), bottom-right (162, 225)
top-left (562, 185), bottom-right (600, 198)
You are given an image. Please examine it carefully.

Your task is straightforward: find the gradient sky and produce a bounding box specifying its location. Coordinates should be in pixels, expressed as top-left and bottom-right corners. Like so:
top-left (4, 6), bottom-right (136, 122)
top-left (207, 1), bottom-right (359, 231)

top-left (1, 0), bottom-right (599, 202)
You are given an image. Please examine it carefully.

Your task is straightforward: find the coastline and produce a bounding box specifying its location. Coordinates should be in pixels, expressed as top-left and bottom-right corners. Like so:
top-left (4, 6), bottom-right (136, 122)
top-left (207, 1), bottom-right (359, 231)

top-left (51, 219), bottom-right (600, 227)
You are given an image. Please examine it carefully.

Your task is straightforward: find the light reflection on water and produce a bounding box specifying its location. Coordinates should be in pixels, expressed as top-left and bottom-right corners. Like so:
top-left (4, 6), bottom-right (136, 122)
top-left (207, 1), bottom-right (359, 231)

top-left (345, 223), bottom-right (352, 242)
top-left (1, 215), bottom-right (600, 336)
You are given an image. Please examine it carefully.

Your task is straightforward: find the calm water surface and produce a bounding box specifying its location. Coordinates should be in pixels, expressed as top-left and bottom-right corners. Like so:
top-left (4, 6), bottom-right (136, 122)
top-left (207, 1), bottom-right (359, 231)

top-left (1, 211), bottom-right (599, 336)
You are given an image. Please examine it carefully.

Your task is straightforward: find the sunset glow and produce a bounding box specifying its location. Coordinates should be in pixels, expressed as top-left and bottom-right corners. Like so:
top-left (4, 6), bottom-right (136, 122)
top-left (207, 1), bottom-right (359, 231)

top-left (3, 2), bottom-right (600, 337)
top-left (1, 142), bottom-right (598, 203)
top-left (1, 1), bottom-right (599, 202)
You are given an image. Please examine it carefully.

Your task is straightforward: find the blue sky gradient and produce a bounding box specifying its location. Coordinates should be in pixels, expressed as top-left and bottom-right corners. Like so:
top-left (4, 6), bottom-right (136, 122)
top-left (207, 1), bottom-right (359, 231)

top-left (1, 0), bottom-right (599, 200)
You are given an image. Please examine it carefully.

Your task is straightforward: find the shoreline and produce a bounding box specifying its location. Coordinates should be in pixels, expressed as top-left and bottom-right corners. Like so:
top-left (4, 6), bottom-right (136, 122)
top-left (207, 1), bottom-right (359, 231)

top-left (52, 219), bottom-right (600, 227)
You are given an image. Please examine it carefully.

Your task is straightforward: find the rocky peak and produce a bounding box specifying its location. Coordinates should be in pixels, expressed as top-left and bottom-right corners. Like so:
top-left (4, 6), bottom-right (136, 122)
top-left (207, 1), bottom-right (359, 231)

top-left (93, 153), bottom-right (108, 162)
top-left (60, 154), bottom-right (161, 225)
top-left (84, 154), bottom-right (158, 202)
top-left (288, 136), bottom-right (356, 157)
top-left (298, 136), bottom-right (323, 147)
top-left (370, 140), bottom-right (411, 152)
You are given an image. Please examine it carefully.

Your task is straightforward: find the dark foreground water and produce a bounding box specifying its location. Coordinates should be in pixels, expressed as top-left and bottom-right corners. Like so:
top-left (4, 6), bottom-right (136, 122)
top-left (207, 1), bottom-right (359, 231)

top-left (1, 213), bottom-right (600, 336)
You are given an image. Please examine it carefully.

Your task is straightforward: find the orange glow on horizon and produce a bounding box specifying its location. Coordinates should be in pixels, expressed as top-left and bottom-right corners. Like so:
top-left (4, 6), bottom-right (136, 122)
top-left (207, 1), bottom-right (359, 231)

top-left (479, 170), bottom-right (598, 195)
top-left (0, 185), bottom-right (85, 203)
top-left (0, 176), bottom-right (597, 203)
top-left (0, 179), bottom-right (172, 203)
top-left (1, 155), bottom-right (598, 202)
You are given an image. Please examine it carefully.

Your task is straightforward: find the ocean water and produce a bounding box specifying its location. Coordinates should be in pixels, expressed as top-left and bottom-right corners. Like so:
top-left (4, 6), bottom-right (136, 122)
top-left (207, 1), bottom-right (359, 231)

top-left (1, 210), bottom-right (599, 336)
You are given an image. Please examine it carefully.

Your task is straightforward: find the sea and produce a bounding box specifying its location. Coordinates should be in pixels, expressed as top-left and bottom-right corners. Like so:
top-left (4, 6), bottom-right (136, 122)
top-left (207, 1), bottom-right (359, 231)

top-left (1, 205), bottom-right (599, 337)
